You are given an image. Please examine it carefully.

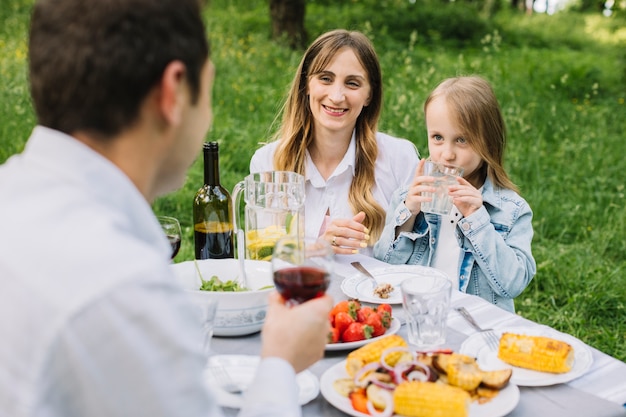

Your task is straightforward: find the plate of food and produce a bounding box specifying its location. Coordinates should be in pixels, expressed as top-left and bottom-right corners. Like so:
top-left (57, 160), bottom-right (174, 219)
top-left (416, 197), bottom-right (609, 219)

top-left (327, 300), bottom-right (400, 350)
top-left (459, 325), bottom-right (594, 387)
top-left (326, 317), bottom-right (402, 351)
top-left (320, 335), bottom-right (520, 417)
top-left (340, 266), bottom-right (411, 304)
top-left (341, 265), bottom-right (453, 304)
top-left (204, 355), bottom-right (319, 408)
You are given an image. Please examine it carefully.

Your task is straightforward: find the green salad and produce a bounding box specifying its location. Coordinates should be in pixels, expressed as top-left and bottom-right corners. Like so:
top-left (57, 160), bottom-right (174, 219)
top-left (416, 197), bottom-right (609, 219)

top-left (198, 275), bottom-right (248, 292)
top-left (193, 259), bottom-right (274, 292)
top-left (194, 259), bottom-right (249, 292)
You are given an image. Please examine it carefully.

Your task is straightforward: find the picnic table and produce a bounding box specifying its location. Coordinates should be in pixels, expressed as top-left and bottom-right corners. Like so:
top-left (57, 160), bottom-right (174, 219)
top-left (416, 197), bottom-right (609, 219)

top-left (213, 254), bottom-right (626, 417)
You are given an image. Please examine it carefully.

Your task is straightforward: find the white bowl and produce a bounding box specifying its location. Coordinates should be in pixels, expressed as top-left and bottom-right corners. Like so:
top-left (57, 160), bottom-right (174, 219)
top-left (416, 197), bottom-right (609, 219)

top-left (171, 258), bottom-right (273, 336)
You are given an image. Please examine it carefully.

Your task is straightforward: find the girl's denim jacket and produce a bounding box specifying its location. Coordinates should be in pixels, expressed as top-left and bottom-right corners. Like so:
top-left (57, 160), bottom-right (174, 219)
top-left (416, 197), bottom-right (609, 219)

top-left (373, 177), bottom-right (536, 313)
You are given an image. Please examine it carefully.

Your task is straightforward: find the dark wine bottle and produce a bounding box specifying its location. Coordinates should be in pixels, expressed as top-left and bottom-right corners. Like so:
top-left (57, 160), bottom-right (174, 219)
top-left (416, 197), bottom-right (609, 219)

top-left (193, 142), bottom-right (234, 259)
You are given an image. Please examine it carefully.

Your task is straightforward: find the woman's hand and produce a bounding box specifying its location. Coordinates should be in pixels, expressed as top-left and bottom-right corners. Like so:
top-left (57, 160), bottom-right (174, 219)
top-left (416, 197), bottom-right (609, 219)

top-left (323, 211), bottom-right (370, 254)
top-left (449, 176), bottom-right (483, 218)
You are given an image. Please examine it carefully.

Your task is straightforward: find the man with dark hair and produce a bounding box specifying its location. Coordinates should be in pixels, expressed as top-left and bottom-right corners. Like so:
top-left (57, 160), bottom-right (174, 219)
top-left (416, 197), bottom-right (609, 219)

top-left (0, 0), bottom-right (332, 416)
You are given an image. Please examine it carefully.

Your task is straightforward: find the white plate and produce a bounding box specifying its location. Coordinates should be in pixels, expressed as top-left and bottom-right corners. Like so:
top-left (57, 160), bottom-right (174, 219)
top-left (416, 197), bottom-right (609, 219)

top-left (459, 325), bottom-right (594, 387)
top-left (325, 318), bottom-right (402, 351)
top-left (204, 355), bottom-right (319, 408)
top-left (320, 360), bottom-right (520, 417)
top-left (340, 266), bottom-right (424, 304)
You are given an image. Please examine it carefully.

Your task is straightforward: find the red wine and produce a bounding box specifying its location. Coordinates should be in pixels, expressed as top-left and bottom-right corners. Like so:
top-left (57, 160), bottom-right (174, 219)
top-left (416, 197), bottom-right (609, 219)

top-left (273, 266), bottom-right (329, 304)
top-left (167, 235), bottom-right (181, 259)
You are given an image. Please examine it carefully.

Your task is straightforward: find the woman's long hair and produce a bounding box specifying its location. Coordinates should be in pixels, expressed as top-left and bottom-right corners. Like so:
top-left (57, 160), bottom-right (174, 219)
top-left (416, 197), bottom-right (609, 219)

top-left (424, 76), bottom-right (519, 193)
top-left (271, 29), bottom-right (385, 240)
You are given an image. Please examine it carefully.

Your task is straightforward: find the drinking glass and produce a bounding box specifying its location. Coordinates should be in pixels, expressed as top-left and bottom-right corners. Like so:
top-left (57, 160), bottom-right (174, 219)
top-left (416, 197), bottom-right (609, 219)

top-left (272, 236), bottom-right (333, 305)
top-left (421, 161), bottom-right (464, 215)
top-left (158, 216), bottom-right (182, 260)
top-left (401, 271), bottom-right (452, 348)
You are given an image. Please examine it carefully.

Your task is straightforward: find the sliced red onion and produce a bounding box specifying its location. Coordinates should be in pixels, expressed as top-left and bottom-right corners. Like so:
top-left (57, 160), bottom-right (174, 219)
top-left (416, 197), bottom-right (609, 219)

top-left (392, 360), bottom-right (431, 384)
top-left (380, 346), bottom-right (413, 371)
top-left (392, 362), bottom-right (411, 384)
top-left (406, 369), bottom-right (429, 382)
top-left (369, 378), bottom-right (397, 391)
top-left (366, 388), bottom-right (394, 417)
top-left (353, 362), bottom-right (382, 388)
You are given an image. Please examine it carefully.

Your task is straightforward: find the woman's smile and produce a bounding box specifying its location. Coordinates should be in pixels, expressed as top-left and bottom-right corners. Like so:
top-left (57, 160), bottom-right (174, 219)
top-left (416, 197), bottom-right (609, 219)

top-left (322, 104), bottom-right (348, 115)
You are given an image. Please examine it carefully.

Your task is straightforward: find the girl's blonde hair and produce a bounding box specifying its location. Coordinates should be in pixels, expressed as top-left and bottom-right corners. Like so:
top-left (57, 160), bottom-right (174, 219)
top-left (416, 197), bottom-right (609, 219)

top-left (271, 29), bottom-right (386, 240)
top-left (424, 76), bottom-right (519, 193)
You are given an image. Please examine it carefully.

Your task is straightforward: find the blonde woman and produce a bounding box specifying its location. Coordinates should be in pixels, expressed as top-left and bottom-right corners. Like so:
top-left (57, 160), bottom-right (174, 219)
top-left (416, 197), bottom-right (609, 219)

top-left (250, 29), bottom-right (419, 255)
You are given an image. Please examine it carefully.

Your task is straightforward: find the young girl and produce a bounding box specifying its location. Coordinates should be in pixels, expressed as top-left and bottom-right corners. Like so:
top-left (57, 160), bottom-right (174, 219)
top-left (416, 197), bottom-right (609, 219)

top-left (373, 76), bottom-right (536, 312)
top-left (250, 29), bottom-right (419, 256)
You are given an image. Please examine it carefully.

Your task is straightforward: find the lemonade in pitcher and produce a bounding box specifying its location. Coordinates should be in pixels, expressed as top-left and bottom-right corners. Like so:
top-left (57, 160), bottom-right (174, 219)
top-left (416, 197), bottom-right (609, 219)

top-left (232, 172), bottom-right (305, 261)
top-left (246, 226), bottom-right (285, 261)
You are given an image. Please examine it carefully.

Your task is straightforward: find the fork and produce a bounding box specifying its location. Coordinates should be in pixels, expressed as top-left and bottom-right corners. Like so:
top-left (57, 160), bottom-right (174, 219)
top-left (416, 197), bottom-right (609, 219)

top-left (350, 261), bottom-right (378, 289)
top-left (209, 365), bottom-right (244, 394)
top-left (455, 307), bottom-right (500, 351)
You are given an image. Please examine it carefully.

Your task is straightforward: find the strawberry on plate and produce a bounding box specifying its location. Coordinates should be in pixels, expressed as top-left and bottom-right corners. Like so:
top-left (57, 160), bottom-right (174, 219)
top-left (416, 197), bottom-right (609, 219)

top-left (342, 322), bottom-right (374, 343)
top-left (364, 312), bottom-right (386, 337)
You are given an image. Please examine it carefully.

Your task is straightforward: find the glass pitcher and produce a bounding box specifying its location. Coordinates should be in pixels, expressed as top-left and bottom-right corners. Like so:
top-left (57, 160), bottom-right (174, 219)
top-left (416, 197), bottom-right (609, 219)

top-left (232, 171), bottom-right (305, 261)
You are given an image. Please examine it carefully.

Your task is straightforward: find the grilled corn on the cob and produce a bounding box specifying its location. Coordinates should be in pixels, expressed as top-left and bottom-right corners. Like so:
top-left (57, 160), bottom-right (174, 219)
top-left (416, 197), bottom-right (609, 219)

top-left (433, 352), bottom-right (512, 390)
top-left (393, 381), bottom-right (470, 417)
top-left (346, 334), bottom-right (408, 376)
top-left (498, 332), bottom-right (574, 373)
top-left (444, 354), bottom-right (484, 391)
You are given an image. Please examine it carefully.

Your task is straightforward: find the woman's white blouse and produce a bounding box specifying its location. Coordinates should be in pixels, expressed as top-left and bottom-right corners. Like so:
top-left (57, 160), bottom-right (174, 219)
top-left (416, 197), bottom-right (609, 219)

top-left (250, 132), bottom-right (420, 256)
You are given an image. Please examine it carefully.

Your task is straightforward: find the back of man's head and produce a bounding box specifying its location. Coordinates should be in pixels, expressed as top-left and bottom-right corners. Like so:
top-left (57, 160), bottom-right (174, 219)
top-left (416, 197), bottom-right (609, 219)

top-left (28, 0), bottom-right (209, 140)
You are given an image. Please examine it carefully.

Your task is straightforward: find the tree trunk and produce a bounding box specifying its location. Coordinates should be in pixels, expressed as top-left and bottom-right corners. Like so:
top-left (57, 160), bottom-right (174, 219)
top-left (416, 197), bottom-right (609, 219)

top-left (269, 0), bottom-right (307, 49)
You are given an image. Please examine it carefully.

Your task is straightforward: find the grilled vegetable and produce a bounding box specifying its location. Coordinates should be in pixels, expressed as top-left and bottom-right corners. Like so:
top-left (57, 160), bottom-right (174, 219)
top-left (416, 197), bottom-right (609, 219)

top-left (432, 353), bottom-right (512, 390)
top-left (348, 388), bottom-right (369, 414)
top-left (498, 332), bottom-right (574, 373)
top-left (393, 381), bottom-right (470, 417)
top-left (442, 354), bottom-right (484, 391)
top-left (345, 334), bottom-right (408, 376)
top-left (332, 378), bottom-right (355, 397)
top-left (480, 368), bottom-right (513, 389)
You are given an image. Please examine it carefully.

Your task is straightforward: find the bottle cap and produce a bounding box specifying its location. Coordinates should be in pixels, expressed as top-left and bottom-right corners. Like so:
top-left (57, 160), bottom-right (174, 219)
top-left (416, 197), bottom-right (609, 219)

top-left (203, 142), bottom-right (219, 151)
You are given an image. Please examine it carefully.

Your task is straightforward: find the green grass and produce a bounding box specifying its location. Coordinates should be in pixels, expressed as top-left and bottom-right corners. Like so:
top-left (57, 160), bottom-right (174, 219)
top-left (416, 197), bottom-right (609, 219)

top-left (1, 0), bottom-right (624, 362)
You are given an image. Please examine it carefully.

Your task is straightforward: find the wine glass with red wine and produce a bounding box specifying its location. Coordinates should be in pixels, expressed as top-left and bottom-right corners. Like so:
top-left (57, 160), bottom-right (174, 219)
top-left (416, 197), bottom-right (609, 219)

top-left (158, 216), bottom-right (182, 260)
top-left (272, 236), bottom-right (333, 305)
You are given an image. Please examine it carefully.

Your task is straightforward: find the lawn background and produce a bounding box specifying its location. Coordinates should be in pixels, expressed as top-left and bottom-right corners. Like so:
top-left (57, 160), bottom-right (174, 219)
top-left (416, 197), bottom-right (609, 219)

top-left (1, 0), bottom-right (624, 362)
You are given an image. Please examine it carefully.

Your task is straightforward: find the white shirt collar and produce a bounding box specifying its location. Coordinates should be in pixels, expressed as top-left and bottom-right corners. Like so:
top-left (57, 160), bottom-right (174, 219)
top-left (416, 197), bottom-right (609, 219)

top-left (305, 131), bottom-right (357, 188)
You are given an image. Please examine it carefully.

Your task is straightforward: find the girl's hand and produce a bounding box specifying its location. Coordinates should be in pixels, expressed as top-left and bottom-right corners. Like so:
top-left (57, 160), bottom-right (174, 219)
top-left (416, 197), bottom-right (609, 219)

top-left (323, 211), bottom-right (370, 254)
top-left (404, 159), bottom-right (436, 214)
top-left (449, 176), bottom-right (483, 217)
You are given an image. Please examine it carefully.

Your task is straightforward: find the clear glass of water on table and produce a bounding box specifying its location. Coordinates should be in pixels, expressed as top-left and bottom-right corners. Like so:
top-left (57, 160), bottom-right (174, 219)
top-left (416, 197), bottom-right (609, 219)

top-left (400, 270), bottom-right (452, 349)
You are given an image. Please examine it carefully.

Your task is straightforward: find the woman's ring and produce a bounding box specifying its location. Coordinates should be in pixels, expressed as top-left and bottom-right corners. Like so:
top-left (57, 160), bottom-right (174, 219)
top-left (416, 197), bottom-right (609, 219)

top-left (332, 236), bottom-right (338, 246)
